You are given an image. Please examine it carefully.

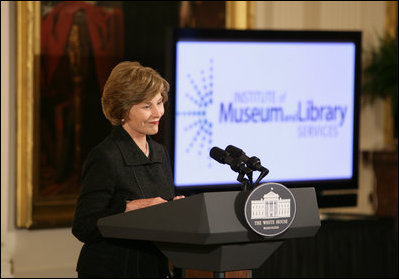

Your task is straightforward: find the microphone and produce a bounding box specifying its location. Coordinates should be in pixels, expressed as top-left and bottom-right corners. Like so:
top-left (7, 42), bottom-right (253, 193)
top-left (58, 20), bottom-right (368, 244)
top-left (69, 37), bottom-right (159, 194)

top-left (210, 147), bottom-right (252, 175)
top-left (225, 145), bottom-right (269, 173)
top-left (225, 145), bottom-right (269, 186)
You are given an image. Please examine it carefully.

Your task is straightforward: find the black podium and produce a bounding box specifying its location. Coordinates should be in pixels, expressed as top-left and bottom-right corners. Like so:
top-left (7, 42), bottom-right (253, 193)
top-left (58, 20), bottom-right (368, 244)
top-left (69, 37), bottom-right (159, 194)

top-left (98, 188), bottom-right (320, 277)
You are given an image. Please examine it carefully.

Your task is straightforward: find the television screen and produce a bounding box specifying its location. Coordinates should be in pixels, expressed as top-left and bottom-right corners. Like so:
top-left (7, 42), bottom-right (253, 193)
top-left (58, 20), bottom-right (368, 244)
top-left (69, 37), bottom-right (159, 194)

top-left (167, 28), bottom-right (361, 207)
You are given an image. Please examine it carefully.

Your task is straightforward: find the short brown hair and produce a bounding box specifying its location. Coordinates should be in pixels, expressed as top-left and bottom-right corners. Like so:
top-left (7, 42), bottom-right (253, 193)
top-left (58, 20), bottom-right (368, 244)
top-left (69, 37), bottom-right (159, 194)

top-left (101, 61), bottom-right (169, 126)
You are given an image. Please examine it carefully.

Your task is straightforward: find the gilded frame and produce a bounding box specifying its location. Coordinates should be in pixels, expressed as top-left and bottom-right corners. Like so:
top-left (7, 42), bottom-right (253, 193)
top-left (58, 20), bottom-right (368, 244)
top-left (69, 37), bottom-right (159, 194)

top-left (226, 1), bottom-right (254, 29)
top-left (17, 1), bottom-right (126, 229)
top-left (16, 1), bottom-right (104, 229)
top-left (16, 1), bottom-right (41, 228)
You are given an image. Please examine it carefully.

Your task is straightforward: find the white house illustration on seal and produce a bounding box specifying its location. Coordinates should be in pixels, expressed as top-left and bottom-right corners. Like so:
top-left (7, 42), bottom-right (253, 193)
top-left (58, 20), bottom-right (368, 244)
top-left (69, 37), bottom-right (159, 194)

top-left (251, 188), bottom-right (291, 219)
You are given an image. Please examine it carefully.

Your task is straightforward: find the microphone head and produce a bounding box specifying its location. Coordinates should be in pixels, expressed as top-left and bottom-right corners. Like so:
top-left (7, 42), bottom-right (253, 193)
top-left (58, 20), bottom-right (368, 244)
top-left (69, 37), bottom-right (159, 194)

top-left (210, 146), bottom-right (228, 164)
top-left (210, 146), bottom-right (253, 176)
top-left (225, 145), bottom-right (244, 158)
top-left (247, 156), bottom-right (261, 170)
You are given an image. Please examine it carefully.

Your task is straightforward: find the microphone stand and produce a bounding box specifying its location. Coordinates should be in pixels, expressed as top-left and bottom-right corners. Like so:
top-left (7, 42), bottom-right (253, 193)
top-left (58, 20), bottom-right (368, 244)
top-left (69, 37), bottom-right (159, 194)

top-left (236, 171), bottom-right (252, 191)
top-left (253, 168), bottom-right (269, 188)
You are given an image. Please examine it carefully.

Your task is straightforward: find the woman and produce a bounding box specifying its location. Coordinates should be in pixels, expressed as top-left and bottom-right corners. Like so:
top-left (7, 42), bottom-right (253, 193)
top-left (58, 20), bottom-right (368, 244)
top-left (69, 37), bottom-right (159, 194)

top-left (72, 61), bottom-right (184, 278)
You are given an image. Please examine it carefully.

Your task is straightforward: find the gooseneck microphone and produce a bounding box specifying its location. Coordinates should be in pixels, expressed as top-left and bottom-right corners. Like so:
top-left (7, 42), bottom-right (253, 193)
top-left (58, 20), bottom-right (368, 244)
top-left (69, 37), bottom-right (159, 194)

top-left (209, 145), bottom-right (270, 190)
top-left (225, 145), bottom-right (269, 173)
top-left (225, 145), bottom-right (269, 186)
top-left (210, 146), bottom-right (253, 188)
top-left (210, 147), bottom-right (252, 175)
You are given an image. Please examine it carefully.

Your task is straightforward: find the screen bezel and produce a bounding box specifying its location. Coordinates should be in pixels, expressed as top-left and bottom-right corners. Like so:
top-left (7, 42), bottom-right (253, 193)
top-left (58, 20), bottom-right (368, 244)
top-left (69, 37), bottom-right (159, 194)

top-left (166, 28), bottom-right (361, 207)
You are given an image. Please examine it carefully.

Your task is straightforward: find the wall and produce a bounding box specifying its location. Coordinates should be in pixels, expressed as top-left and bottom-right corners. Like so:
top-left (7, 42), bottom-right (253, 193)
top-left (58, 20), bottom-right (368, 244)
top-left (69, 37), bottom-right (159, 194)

top-left (254, 1), bottom-right (386, 216)
top-left (1, 1), bottom-right (388, 277)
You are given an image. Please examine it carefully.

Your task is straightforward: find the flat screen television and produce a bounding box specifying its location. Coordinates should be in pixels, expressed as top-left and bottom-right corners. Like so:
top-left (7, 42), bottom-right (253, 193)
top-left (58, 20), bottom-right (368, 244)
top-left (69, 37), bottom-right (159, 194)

top-left (166, 28), bottom-right (361, 207)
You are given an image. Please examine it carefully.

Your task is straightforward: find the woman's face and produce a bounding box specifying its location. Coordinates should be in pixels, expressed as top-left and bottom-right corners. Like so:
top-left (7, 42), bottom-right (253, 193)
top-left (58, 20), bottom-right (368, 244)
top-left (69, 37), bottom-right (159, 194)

top-left (122, 93), bottom-right (164, 138)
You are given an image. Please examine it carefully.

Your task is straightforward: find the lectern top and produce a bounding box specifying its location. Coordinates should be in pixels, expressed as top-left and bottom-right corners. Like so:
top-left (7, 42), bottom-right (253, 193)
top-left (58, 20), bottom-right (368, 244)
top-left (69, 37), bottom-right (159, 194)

top-left (98, 188), bottom-right (320, 245)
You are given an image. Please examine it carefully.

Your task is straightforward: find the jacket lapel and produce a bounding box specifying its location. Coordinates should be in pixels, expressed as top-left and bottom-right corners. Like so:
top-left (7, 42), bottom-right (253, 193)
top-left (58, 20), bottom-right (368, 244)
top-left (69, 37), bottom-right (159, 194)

top-left (111, 126), bottom-right (162, 166)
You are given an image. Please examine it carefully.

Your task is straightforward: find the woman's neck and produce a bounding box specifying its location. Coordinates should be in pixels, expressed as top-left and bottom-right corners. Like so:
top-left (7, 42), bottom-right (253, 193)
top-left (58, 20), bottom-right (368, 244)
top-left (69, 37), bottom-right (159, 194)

top-left (122, 124), bottom-right (148, 155)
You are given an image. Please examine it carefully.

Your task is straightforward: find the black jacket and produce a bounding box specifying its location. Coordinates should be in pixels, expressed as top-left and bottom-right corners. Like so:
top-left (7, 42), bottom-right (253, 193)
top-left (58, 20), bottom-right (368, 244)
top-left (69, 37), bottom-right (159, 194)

top-left (72, 125), bottom-right (175, 277)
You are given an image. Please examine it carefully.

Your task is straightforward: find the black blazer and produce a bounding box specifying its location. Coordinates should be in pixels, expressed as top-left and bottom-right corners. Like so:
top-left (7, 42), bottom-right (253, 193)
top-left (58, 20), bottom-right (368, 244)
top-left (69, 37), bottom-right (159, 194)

top-left (72, 125), bottom-right (175, 277)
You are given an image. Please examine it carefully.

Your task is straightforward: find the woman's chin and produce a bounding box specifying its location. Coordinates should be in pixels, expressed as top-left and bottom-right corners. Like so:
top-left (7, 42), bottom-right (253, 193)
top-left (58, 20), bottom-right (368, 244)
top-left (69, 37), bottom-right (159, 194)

top-left (147, 127), bottom-right (159, 135)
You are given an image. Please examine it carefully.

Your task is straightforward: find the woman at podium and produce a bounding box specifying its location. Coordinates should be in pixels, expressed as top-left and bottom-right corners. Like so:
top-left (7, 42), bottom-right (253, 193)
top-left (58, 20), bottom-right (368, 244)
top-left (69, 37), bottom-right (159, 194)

top-left (72, 61), bottom-right (184, 278)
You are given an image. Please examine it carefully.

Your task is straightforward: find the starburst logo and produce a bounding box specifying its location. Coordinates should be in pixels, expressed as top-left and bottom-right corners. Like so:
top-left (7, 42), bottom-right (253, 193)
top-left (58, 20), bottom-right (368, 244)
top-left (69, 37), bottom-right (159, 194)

top-left (177, 59), bottom-right (214, 159)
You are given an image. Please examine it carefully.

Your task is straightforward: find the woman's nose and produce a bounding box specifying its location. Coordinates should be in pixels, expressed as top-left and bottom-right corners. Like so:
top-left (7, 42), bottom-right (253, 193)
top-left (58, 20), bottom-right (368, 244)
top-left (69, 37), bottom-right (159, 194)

top-left (152, 104), bottom-right (164, 117)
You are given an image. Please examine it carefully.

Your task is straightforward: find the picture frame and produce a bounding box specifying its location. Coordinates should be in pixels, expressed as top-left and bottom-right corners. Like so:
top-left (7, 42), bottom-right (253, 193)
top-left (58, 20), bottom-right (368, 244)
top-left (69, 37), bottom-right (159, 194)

top-left (17, 1), bottom-right (42, 228)
top-left (16, 1), bottom-right (123, 228)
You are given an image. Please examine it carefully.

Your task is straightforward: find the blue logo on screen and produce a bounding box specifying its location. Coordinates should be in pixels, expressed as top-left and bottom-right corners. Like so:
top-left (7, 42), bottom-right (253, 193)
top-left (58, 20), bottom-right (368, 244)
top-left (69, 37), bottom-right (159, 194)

top-left (177, 59), bottom-right (214, 156)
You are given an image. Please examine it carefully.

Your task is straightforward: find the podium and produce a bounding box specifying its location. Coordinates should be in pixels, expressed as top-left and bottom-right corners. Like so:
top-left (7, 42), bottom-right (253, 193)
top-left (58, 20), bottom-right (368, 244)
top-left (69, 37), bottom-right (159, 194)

top-left (98, 188), bottom-right (320, 277)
